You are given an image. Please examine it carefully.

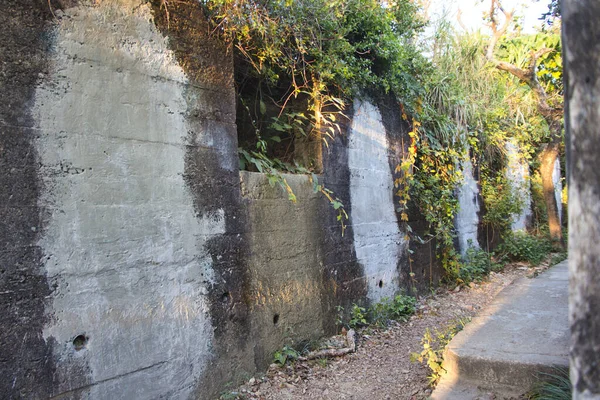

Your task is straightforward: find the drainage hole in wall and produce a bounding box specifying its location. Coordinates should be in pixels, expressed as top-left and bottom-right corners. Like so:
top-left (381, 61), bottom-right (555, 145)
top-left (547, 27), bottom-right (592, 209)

top-left (378, 280), bottom-right (383, 288)
top-left (221, 292), bottom-right (230, 303)
top-left (73, 334), bottom-right (88, 351)
top-left (273, 314), bottom-right (280, 325)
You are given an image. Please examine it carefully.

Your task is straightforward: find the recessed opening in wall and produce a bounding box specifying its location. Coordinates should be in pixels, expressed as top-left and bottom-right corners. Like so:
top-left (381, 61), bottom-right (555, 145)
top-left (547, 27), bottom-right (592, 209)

top-left (273, 314), bottom-right (280, 325)
top-left (378, 280), bottom-right (383, 288)
top-left (235, 60), bottom-right (335, 175)
top-left (221, 292), bottom-right (230, 303)
top-left (73, 334), bottom-right (88, 351)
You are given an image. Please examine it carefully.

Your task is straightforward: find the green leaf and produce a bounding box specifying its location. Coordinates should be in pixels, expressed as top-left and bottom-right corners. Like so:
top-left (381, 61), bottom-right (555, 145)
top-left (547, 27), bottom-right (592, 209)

top-left (267, 175), bottom-right (278, 187)
top-left (259, 99), bottom-right (266, 115)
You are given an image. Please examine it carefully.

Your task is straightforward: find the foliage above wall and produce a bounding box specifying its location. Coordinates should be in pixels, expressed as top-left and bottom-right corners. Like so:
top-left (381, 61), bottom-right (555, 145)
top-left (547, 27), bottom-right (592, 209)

top-left (202, 0), bottom-right (428, 160)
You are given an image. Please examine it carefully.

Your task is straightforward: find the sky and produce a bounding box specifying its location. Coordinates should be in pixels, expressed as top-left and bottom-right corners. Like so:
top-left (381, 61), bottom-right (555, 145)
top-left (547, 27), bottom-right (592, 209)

top-left (426, 0), bottom-right (550, 33)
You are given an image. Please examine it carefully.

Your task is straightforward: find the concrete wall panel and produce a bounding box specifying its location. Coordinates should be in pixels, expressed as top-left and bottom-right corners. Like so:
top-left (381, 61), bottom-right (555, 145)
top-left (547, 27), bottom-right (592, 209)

top-left (456, 154), bottom-right (481, 255)
top-left (32, 3), bottom-right (225, 398)
top-left (348, 100), bottom-right (406, 302)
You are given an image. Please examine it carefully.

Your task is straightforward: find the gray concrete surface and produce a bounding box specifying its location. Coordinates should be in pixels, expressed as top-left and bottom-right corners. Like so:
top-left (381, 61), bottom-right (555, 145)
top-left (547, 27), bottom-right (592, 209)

top-left (241, 171), bottom-right (326, 369)
top-left (432, 260), bottom-right (569, 399)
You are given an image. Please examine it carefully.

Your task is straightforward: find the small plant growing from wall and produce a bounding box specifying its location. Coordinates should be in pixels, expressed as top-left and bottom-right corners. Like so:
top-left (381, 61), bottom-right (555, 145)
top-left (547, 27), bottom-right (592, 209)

top-left (273, 345), bottom-right (300, 366)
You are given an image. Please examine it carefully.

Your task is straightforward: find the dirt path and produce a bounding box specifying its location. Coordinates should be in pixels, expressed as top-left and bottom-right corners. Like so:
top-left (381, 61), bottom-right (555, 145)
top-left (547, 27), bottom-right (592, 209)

top-left (222, 263), bottom-right (543, 400)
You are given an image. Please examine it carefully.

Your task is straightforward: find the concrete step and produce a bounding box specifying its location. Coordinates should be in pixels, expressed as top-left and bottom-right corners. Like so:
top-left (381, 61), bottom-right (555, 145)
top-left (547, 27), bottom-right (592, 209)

top-left (432, 261), bottom-right (569, 399)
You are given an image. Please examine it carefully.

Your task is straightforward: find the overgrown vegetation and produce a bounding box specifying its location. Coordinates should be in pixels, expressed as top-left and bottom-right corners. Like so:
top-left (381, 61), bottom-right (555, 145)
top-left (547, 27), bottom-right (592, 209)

top-left (203, 0), bottom-right (427, 160)
top-left (410, 317), bottom-right (470, 386)
top-left (202, 0), bottom-right (429, 233)
top-left (339, 294), bottom-right (417, 331)
top-left (497, 231), bottom-right (553, 266)
top-left (459, 246), bottom-right (502, 284)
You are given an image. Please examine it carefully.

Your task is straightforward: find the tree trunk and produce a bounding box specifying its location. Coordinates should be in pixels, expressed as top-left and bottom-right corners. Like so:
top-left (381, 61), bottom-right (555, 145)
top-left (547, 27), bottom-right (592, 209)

top-left (538, 142), bottom-right (562, 247)
top-left (564, 0), bottom-right (600, 397)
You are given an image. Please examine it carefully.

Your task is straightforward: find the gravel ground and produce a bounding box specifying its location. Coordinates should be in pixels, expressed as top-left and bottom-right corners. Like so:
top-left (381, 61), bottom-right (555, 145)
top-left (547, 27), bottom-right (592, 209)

top-left (221, 262), bottom-right (551, 400)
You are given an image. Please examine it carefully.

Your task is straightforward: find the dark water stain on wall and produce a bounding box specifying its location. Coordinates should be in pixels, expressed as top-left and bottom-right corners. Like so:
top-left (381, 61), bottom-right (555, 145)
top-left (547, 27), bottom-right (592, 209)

top-left (319, 102), bottom-right (368, 332)
top-left (150, 1), bottom-right (255, 397)
top-left (377, 94), bottom-right (443, 293)
top-left (0, 1), bottom-right (61, 398)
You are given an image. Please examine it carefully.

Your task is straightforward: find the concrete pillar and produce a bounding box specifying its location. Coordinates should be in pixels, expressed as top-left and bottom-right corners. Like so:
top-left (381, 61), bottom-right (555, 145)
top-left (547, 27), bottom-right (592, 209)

top-left (563, 0), bottom-right (600, 398)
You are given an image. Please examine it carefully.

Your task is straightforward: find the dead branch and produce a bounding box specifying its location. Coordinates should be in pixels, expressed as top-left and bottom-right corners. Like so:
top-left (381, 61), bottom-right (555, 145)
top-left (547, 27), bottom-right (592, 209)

top-left (485, 0), bottom-right (514, 60)
top-left (160, 0), bottom-right (170, 28)
top-left (299, 329), bottom-right (356, 360)
top-left (456, 9), bottom-right (468, 32)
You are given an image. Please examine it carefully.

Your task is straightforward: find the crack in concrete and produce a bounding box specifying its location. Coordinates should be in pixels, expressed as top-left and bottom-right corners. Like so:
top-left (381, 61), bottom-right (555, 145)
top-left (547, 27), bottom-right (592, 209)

top-left (48, 361), bottom-right (168, 399)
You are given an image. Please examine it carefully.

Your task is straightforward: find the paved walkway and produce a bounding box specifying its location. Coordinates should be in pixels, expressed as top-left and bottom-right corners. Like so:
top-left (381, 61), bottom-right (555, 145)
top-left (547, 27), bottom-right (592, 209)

top-left (432, 260), bottom-right (569, 399)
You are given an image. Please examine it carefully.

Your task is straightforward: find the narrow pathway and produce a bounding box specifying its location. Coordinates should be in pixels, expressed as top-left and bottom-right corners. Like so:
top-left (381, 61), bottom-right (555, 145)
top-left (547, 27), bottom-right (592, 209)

top-left (432, 260), bottom-right (569, 399)
top-left (223, 263), bottom-right (545, 400)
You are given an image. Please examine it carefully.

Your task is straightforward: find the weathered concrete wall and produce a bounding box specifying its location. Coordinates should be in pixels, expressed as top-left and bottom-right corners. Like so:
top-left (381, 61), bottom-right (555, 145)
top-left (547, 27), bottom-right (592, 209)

top-left (376, 96), bottom-right (442, 291)
top-left (242, 172), bottom-right (326, 369)
top-left (318, 101), bottom-right (369, 330)
top-left (33, 3), bottom-right (224, 398)
top-left (348, 100), bottom-right (407, 302)
top-left (552, 158), bottom-right (563, 227)
top-left (0, 1), bottom-right (56, 398)
top-left (2, 1), bottom-right (535, 397)
top-left (2, 1), bottom-right (253, 398)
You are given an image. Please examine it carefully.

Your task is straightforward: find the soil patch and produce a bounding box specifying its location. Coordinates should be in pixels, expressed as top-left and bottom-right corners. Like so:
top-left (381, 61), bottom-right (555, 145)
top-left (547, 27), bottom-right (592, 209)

top-left (221, 262), bottom-right (551, 400)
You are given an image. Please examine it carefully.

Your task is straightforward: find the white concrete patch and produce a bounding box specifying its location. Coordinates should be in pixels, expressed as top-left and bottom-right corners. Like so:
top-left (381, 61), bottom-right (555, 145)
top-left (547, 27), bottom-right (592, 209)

top-left (348, 100), bottom-right (405, 302)
top-left (455, 153), bottom-right (480, 256)
top-left (552, 158), bottom-right (562, 226)
top-left (505, 140), bottom-right (532, 231)
top-left (34, 3), bottom-right (218, 399)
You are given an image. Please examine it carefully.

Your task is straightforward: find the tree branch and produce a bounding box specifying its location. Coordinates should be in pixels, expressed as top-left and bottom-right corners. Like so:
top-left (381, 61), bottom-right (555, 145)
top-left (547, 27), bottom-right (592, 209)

top-left (528, 47), bottom-right (553, 75)
top-left (485, 0), bottom-right (557, 119)
top-left (485, 0), bottom-right (514, 60)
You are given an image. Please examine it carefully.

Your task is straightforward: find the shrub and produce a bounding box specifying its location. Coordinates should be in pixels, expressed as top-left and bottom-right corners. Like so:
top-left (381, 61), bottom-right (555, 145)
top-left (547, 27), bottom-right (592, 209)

top-left (459, 246), bottom-right (501, 284)
top-left (348, 304), bottom-right (368, 329)
top-left (497, 231), bottom-right (552, 266)
top-left (344, 294), bottom-right (417, 330)
top-left (369, 294), bottom-right (417, 328)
